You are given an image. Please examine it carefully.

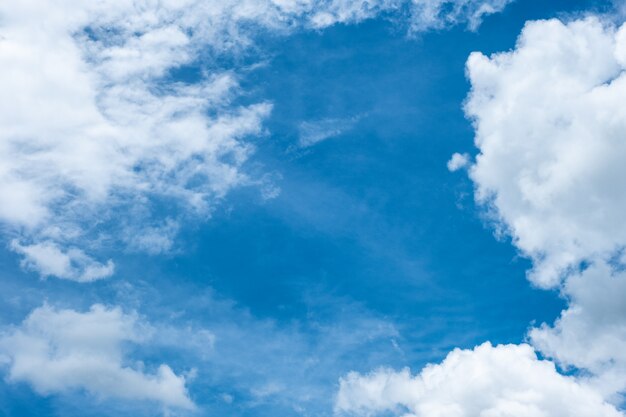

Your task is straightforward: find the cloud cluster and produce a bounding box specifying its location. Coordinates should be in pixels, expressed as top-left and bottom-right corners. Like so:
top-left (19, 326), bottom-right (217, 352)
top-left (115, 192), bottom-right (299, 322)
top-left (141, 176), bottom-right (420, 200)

top-left (0, 0), bottom-right (516, 413)
top-left (530, 261), bottom-right (626, 400)
top-left (337, 342), bottom-right (622, 417)
top-left (446, 152), bottom-right (470, 172)
top-left (0, 1), bottom-right (274, 281)
top-left (464, 15), bottom-right (626, 404)
top-left (0, 304), bottom-right (194, 409)
top-left (0, 0), bottom-right (512, 281)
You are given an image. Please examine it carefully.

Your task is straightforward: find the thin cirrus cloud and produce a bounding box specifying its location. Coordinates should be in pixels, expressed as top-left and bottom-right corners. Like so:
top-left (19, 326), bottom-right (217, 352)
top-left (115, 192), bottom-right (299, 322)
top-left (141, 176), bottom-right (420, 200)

top-left (0, 0), bottom-right (511, 282)
top-left (336, 13), bottom-right (626, 417)
top-left (11, 241), bottom-right (115, 283)
top-left (298, 116), bottom-right (361, 148)
top-left (0, 304), bottom-right (195, 410)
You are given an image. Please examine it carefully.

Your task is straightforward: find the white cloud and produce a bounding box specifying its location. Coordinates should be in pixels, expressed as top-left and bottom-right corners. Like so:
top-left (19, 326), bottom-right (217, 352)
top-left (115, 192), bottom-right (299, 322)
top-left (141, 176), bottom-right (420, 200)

top-left (446, 152), bottom-right (470, 171)
top-left (530, 261), bottom-right (626, 400)
top-left (464, 17), bottom-right (626, 288)
top-left (11, 240), bottom-right (114, 282)
top-left (0, 0), bottom-right (511, 281)
top-left (449, 12), bottom-right (626, 411)
top-left (336, 342), bottom-right (623, 417)
top-left (0, 304), bottom-right (194, 409)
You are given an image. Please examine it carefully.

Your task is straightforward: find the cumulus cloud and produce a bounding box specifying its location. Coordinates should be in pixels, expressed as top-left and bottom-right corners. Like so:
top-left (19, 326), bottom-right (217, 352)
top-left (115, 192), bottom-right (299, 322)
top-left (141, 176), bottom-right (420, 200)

top-left (0, 0), bottom-right (511, 281)
top-left (464, 17), bottom-right (626, 288)
top-left (446, 152), bottom-right (470, 171)
top-left (336, 342), bottom-right (622, 417)
top-left (530, 260), bottom-right (626, 400)
top-left (0, 304), bottom-right (194, 409)
top-left (452, 12), bottom-right (626, 411)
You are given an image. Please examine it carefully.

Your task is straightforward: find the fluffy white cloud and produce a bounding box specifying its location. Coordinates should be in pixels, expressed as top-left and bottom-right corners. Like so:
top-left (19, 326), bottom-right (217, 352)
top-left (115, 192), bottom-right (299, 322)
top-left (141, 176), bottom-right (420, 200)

top-left (464, 17), bottom-right (626, 288)
top-left (447, 152), bottom-right (470, 171)
top-left (530, 261), bottom-right (626, 400)
top-left (336, 342), bottom-right (623, 417)
top-left (11, 240), bottom-right (114, 282)
top-left (452, 13), bottom-right (626, 411)
top-left (0, 0), bottom-right (511, 281)
top-left (0, 304), bottom-right (194, 409)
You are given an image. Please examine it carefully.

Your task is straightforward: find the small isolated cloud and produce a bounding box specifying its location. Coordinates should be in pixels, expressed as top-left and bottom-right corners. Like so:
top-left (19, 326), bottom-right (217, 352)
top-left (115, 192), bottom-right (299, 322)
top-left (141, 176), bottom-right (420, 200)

top-left (336, 342), bottom-right (622, 417)
top-left (0, 304), bottom-right (194, 410)
top-left (10, 240), bottom-right (114, 282)
top-left (298, 117), bottom-right (360, 148)
top-left (439, 12), bottom-right (626, 413)
top-left (446, 152), bottom-right (470, 171)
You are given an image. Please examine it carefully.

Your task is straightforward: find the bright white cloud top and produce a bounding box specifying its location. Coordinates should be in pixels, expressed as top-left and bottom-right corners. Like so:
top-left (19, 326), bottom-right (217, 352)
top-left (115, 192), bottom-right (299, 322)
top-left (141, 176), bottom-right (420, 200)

top-left (336, 342), bottom-right (622, 417)
top-left (0, 304), bottom-right (194, 409)
top-left (464, 15), bottom-right (626, 403)
top-left (465, 17), bottom-right (626, 288)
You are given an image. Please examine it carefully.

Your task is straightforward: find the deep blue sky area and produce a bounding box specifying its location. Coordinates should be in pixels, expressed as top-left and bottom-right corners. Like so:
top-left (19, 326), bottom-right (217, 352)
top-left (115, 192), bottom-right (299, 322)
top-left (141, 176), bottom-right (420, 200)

top-left (0, 1), bottom-right (618, 416)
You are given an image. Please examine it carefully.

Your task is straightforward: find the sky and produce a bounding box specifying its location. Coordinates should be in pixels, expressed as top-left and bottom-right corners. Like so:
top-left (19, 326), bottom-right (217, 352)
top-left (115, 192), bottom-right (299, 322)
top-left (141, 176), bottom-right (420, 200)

top-left (1, 0), bottom-right (626, 416)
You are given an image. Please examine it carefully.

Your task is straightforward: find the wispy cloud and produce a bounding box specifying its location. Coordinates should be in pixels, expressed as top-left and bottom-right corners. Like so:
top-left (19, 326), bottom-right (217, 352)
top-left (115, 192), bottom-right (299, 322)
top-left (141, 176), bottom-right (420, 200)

top-left (298, 116), bottom-right (361, 148)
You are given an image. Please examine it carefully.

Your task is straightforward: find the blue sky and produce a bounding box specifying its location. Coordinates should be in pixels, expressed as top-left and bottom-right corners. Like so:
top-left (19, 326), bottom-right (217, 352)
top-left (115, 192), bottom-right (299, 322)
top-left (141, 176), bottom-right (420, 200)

top-left (1, 1), bottom-right (626, 416)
